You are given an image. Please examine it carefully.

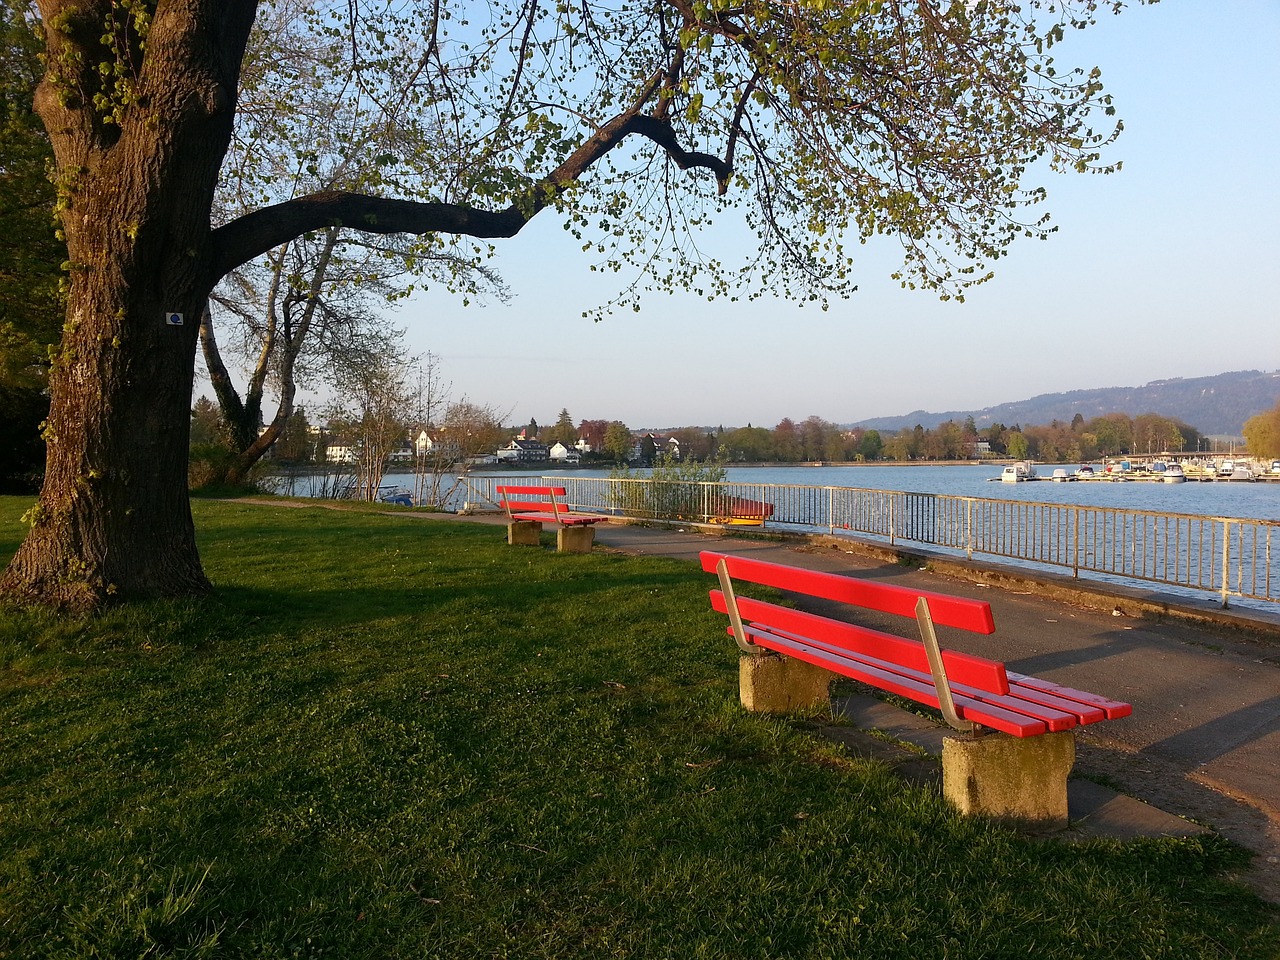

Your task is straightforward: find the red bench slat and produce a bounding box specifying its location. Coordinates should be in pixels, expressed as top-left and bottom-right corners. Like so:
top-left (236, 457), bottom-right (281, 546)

top-left (498, 486), bottom-right (605, 526)
top-left (505, 503), bottom-right (558, 515)
top-left (1004, 681), bottom-right (1107, 725)
top-left (701, 551), bottom-right (995, 634)
top-left (1007, 672), bottom-right (1133, 720)
top-left (742, 626), bottom-right (1048, 738)
top-left (746, 623), bottom-right (1081, 732)
top-left (710, 590), bottom-right (1009, 695)
top-left (513, 512), bottom-right (603, 526)
top-left (497, 485), bottom-right (566, 497)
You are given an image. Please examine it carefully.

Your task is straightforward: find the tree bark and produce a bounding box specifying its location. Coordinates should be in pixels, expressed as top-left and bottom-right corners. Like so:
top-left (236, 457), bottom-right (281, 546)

top-left (0, 2), bottom-right (257, 609)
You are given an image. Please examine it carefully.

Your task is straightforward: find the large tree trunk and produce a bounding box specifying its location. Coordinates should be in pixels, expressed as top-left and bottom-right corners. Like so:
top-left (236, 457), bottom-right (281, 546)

top-left (0, 2), bottom-right (256, 609)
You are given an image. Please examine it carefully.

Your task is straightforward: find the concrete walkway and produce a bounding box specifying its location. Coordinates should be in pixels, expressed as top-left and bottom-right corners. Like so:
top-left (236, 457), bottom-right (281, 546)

top-left (578, 519), bottom-right (1280, 900)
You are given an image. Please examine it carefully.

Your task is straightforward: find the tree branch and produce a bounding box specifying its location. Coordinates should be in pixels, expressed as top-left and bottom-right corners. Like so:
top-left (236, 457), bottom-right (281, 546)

top-left (208, 106), bottom-right (732, 283)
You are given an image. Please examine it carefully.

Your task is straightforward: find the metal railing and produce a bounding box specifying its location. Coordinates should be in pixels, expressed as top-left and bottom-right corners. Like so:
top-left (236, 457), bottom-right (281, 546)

top-left (460, 475), bottom-right (1278, 609)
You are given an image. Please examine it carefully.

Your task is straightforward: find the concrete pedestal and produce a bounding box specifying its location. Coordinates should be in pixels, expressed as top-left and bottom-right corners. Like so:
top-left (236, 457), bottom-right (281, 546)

top-left (557, 525), bottom-right (596, 554)
top-left (739, 653), bottom-right (833, 714)
top-left (507, 519), bottom-right (542, 546)
top-left (942, 731), bottom-right (1075, 829)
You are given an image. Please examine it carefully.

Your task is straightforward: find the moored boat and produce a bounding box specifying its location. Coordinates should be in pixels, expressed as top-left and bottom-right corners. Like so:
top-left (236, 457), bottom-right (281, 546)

top-left (377, 485), bottom-right (415, 506)
top-left (999, 461), bottom-right (1037, 482)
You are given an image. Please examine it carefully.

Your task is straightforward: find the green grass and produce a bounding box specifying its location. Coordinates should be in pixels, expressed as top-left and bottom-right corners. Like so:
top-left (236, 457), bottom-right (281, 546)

top-left (1, 497), bottom-right (1276, 958)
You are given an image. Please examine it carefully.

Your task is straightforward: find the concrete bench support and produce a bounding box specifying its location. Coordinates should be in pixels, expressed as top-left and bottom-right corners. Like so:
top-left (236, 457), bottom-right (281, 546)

top-left (942, 731), bottom-right (1075, 829)
top-left (739, 652), bottom-right (833, 714)
top-left (507, 519), bottom-right (542, 546)
top-left (557, 525), bottom-right (596, 554)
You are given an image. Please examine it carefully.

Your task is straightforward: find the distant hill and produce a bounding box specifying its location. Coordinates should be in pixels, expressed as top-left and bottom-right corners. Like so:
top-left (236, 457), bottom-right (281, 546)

top-left (853, 370), bottom-right (1280, 437)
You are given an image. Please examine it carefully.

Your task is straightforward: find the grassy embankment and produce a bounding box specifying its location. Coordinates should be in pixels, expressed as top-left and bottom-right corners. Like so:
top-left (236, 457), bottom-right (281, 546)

top-left (1, 496), bottom-right (1276, 958)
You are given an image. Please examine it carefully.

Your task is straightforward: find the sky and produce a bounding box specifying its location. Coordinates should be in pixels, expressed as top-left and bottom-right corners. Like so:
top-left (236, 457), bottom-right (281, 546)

top-left (389, 2), bottom-right (1280, 431)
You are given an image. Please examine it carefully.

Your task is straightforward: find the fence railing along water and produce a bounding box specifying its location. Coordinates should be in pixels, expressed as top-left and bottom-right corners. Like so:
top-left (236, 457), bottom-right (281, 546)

top-left (459, 475), bottom-right (1278, 610)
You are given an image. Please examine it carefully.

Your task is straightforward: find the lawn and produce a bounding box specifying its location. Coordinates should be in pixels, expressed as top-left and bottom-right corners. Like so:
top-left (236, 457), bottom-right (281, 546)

top-left (1, 497), bottom-right (1276, 958)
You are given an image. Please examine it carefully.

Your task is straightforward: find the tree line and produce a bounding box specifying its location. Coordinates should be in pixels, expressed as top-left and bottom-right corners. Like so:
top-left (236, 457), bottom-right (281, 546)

top-left (534, 410), bottom-right (1207, 464)
top-left (201, 404), bottom-right (1214, 479)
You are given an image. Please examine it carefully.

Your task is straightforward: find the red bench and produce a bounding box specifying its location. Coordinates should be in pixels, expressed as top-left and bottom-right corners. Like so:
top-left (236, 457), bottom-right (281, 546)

top-left (497, 485), bottom-right (606, 553)
top-left (708, 495), bottom-right (775, 527)
top-left (701, 550), bottom-right (1131, 827)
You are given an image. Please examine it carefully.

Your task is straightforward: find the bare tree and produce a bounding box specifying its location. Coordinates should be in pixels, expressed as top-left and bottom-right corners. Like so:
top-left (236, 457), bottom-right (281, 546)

top-left (327, 344), bottom-right (416, 503)
top-left (421, 401), bottom-right (512, 510)
top-left (201, 4), bottom-right (506, 486)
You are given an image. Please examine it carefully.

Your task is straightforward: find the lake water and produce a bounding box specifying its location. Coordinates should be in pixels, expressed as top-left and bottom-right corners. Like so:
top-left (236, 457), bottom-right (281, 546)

top-left (464, 463), bottom-right (1280, 524)
top-left (274, 462), bottom-right (1279, 523)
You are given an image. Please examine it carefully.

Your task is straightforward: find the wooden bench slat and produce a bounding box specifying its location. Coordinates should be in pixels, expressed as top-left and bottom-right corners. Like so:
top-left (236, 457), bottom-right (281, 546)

top-left (512, 511), bottom-right (604, 526)
top-left (700, 551), bottom-right (995, 634)
top-left (1007, 672), bottom-right (1133, 720)
top-left (743, 626), bottom-right (1049, 738)
top-left (498, 486), bottom-right (606, 527)
top-left (1004, 681), bottom-right (1108, 725)
top-left (711, 589), bottom-right (1010, 695)
top-left (746, 622), bottom-right (1082, 732)
top-left (496, 485), bottom-right (565, 496)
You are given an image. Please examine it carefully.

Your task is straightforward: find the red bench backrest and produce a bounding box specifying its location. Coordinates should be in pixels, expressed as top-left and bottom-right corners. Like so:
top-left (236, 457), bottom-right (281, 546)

top-left (699, 551), bottom-right (995, 634)
top-left (707, 590), bottom-right (1009, 694)
top-left (497, 485), bottom-right (570, 517)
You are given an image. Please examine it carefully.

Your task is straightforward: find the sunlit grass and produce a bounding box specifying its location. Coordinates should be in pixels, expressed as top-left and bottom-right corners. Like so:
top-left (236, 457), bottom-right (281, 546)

top-left (0, 497), bottom-right (1275, 958)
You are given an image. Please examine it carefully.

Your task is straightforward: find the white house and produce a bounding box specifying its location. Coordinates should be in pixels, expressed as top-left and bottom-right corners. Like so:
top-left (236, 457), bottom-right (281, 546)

top-left (388, 440), bottom-right (416, 463)
top-left (549, 442), bottom-right (581, 463)
top-left (497, 438), bottom-right (550, 461)
top-left (325, 440), bottom-right (357, 463)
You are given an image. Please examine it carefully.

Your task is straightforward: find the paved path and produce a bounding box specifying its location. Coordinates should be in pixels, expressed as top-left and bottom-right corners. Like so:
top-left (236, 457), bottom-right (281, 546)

top-left (585, 521), bottom-right (1280, 899)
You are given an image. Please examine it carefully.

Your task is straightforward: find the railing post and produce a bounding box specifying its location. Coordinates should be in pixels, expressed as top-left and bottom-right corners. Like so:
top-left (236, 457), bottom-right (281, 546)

top-left (1073, 509), bottom-right (1080, 579)
top-left (965, 498), bottom-right (973, 560)
top-left (888, 494), bottom-right (896, 546)
top-left (1221, 520), bottom-right (1232, 609)
top-left (829, 486), bottom-right (835, 535)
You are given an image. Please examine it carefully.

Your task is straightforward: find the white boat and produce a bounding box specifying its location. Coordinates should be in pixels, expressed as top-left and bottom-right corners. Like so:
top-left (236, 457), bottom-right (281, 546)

top-left (1051, 468), bottom-right (1074, 482)
top-left (1000, 461), bottom-right (1037, 483)
top-left (1162, 464), bottom-right (1187, 483)
top-left (1219, 464), bottom-right (1255, 482)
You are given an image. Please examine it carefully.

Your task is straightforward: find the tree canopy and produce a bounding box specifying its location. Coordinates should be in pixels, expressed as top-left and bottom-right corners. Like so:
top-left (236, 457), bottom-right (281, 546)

top-left (4, 0), bottom-right (1145, 609)
top-left (201, 0), bottom-right (1131, 309)
top-left (1243, 401), bottom-right (1280, 460)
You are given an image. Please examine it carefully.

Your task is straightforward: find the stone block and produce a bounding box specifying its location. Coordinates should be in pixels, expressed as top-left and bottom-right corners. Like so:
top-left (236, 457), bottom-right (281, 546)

top-left (942, 731), bottom-right (1075, 829)
top-left (557, 525), bottom-right (596, 553)
top-left (739, 653), bottom-right (832, 714)
top-left (507, 519), bottom-right (542, 546)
